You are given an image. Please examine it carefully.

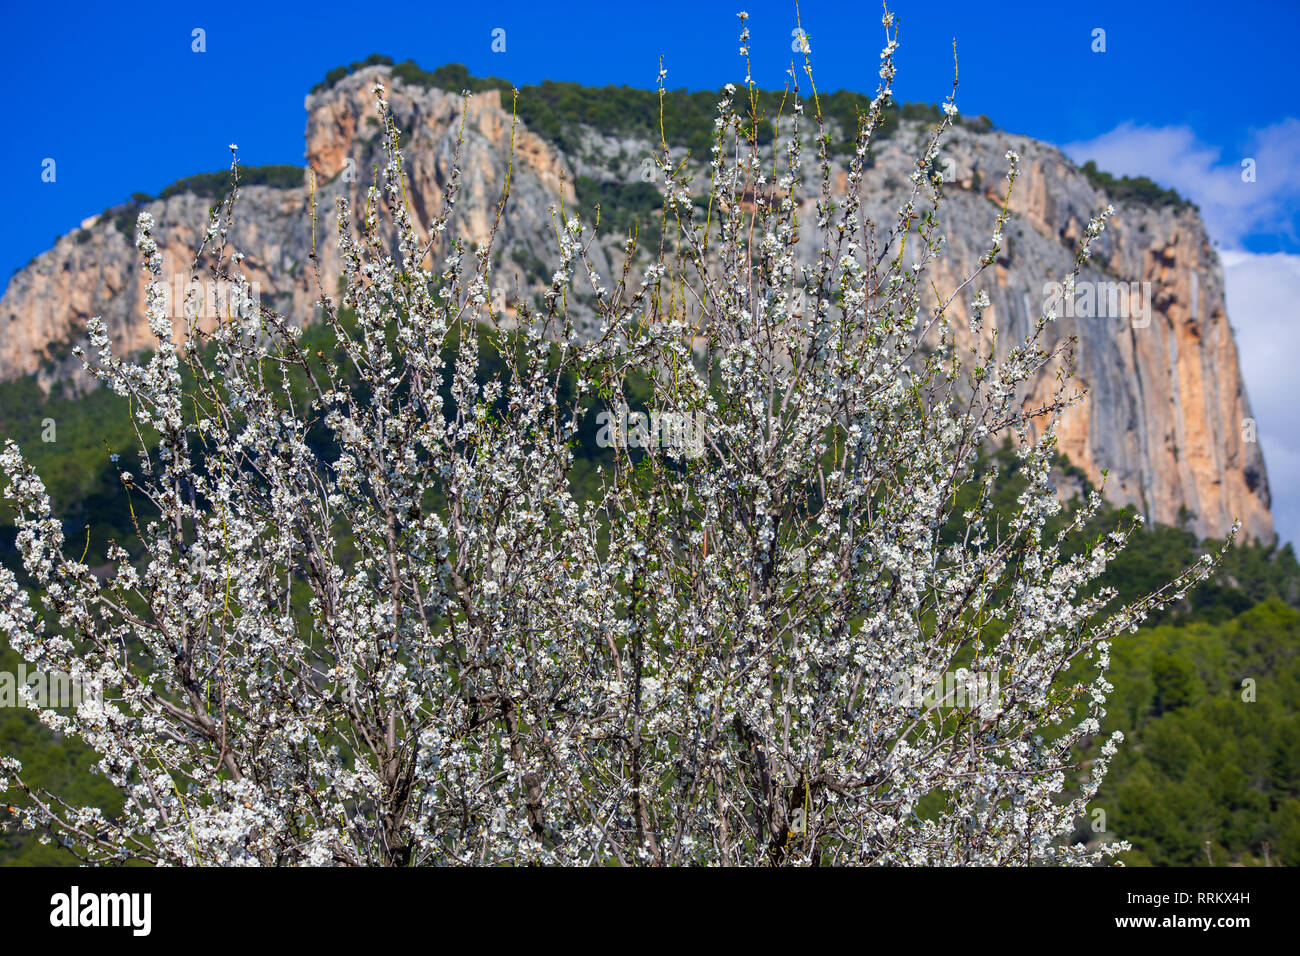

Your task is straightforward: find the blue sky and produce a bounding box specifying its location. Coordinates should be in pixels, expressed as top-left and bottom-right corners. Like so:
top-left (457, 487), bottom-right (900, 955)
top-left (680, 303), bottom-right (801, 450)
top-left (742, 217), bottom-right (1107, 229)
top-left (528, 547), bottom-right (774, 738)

top-left (1, 0), bottom-right (1297, 540)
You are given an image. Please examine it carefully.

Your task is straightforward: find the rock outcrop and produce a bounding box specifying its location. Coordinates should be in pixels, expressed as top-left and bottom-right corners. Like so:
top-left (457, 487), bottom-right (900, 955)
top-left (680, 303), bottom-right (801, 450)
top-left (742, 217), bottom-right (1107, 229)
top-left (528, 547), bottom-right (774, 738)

top-left (0, 64), bottom-right (1272, 541)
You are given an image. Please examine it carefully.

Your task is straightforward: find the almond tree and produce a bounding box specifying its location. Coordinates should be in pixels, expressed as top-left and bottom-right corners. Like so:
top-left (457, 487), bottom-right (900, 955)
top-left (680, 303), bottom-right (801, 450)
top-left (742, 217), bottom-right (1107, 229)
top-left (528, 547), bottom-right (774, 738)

top-left (0, 11), bottom-right (1225, 865)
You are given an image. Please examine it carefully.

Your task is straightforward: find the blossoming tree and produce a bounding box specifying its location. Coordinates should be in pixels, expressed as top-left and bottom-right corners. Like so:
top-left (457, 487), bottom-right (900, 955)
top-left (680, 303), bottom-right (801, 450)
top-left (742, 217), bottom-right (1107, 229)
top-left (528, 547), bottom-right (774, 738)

top-left (0, 12), bottom-right (1224, 865)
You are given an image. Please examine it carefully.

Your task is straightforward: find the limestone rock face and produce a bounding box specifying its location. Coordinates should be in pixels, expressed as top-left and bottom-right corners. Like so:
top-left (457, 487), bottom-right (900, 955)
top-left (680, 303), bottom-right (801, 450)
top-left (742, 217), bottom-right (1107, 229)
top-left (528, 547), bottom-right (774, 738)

top-left (0, 66), bottom-right (1272, 541)
top-left (862, 125), bottom-right (1273, 544)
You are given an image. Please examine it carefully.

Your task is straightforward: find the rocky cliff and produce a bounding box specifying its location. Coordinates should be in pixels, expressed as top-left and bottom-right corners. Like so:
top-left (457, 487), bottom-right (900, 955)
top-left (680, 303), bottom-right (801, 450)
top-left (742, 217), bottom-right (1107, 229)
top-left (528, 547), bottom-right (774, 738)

top-left (0, 64), bottom-right (1273, 542)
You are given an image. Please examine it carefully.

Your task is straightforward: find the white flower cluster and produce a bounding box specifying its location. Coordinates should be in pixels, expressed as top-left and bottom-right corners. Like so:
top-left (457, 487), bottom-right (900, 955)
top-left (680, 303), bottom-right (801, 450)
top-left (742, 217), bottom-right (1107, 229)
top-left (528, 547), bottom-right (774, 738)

top-left (0, 13), bottom-right (1225, 867)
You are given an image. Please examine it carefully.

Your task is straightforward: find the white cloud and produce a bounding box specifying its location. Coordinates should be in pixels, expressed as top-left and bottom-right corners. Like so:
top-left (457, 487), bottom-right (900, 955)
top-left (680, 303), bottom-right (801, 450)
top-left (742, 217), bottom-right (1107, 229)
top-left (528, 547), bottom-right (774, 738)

top-left (1062, 123), bottom-right (1300, 546)
top-left (1220, 250), bottom-right (1300, 547)
top-left (1063, 119), bottom-right (1300, 249)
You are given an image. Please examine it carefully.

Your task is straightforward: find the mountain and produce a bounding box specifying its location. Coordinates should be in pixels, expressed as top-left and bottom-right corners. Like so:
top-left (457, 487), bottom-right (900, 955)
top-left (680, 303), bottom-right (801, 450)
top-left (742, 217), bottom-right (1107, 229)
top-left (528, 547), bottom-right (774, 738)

top-left (0, 60), bottom-right (1273, 542)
